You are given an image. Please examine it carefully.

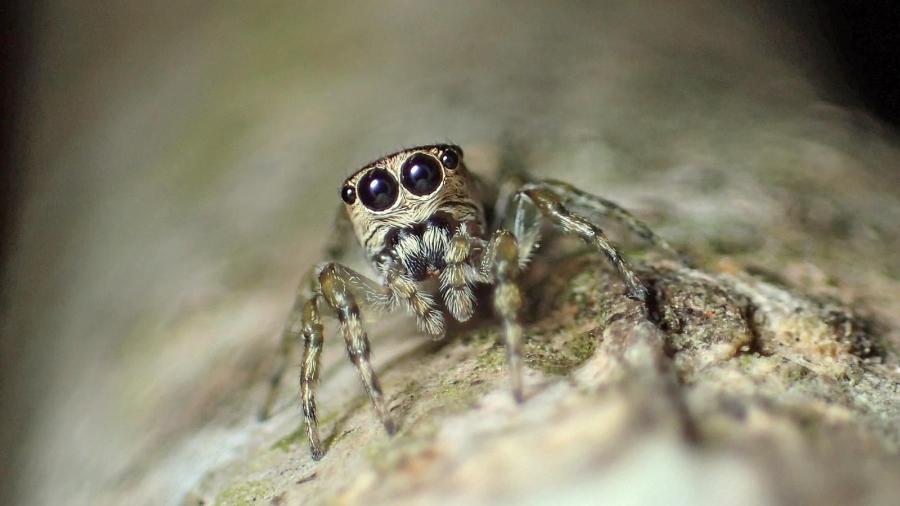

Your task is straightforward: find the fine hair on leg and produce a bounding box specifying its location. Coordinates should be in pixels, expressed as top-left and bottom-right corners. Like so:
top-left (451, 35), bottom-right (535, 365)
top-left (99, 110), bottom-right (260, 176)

top-left (439, 231), bottom-right (486, 322)
top-left (531, 179), bottom-right (680, 259)
top-left (377, 255), bottom-right (446, 338)
top-left (516, 188), bottom-right (648, 302)
top-left (300, 295), bottom-right (325, 459)
top-left (258, 264), bottom-right (321, 421)
top-left (483, 229), bottom-right (525, 402)
top-left (318, 263), bottom-right (396, 439)
top-left (303, 259), bottom-right (447, 459)
top-left (259, 207), bottom-right (356, 421)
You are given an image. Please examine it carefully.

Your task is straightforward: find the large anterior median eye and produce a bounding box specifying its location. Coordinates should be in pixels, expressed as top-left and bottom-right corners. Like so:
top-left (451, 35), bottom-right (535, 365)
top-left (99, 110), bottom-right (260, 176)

top-left (400, 153), bottom-right (443, 196)
top-left (357, 168), bottom-right (399, 211)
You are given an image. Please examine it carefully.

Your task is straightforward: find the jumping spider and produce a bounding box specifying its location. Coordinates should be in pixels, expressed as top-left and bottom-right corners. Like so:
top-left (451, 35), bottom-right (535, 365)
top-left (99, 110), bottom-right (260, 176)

top-left (259, 143), bottom-right (676, 460)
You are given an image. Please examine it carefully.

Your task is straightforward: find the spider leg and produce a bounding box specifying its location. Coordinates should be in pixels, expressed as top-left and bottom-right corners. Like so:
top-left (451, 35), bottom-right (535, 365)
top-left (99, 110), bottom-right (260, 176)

top-left (318, 263), bottom-right (396, 441)
top-left (279, 258), bottom-right (443, 459)
top-left (264, 262), bottom-right (396, 459)
top-left (488, 157), bottom-right (533, 233)
top-left (258, 208), bottom-right (358, 421)
top-left (258, 281), bottom-right (309, 421)
top-left (511, 188), bottom-right (542, 267)
top-left (439, 231), bottom-right (487, 322)
top-left (516, 187), bottom-right (648, 302)
top-left (299, 294), bottom-right (325, 459)
top-left (486, 164), bottom-right (542, 267)
top-left (482, 229), bottom-right (525, 402)
top-left (377, 255), bottom-right (446, 338)
top-left (532, 179), bottom-right (680, 259)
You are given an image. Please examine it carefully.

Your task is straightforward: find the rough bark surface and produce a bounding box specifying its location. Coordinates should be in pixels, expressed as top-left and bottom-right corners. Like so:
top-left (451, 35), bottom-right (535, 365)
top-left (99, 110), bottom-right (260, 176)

top-left (183, 260), bottom-right (900, 506)
top-left (5, 2), bottom-right (900, 506)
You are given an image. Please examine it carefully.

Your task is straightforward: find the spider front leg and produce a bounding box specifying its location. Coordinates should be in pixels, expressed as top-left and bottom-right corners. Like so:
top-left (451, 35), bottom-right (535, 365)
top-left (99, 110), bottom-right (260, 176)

top-left (482, 229), bottom-right (525, 402)
top-left (259, 208), bottom-right (355, 421)
top-left (318, 263), bottom-right (396, 437)
top-left (266, 260), bottom-right (404, 458)
top-left (289, 263), bottom-right (396, 460)
top-left (260, 283), bottom-right (329, 459)
top-left (258, 269), bottom-right (314, 421)
top-left (516, 187), bottom-right (648, 302)
top-left (298, 295), bottom-right (325, 459)
top-left (439, 230), bottom-right (488, 322)
top-left (377, 253), bottom-right (446, 338)
top-left (306, 261), bottom-right (443, 459)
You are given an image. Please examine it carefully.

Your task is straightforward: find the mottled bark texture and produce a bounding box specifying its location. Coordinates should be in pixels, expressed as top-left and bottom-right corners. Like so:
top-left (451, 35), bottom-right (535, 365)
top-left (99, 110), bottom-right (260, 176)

top-left (188, 258), bottom-right (900, 506)
top-left (4, 2), bottom-right (899, 506)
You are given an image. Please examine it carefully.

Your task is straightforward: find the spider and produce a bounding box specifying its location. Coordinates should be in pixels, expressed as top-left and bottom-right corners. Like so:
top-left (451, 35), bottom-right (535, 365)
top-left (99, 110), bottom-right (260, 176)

top-left (259, 143), bottom-right (677, 460)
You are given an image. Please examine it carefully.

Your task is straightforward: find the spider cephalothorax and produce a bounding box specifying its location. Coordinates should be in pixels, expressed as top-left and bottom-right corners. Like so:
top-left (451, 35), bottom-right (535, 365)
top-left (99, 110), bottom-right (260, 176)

top-left (260, 143), bottom-right (677, 460)
top-left (337, 145), bottom-right (488, 335)
top-left (340, 144), bottom-right (484, 261)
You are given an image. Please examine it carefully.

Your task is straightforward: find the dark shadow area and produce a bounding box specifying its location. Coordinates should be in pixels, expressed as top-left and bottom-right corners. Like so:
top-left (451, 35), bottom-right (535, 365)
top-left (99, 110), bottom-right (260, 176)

top-left (0, 2), bottom-right (33, 504)
top-left (787, 2), bottom-right (900, 132)
top-left (0, 3), bottom-right (30, 272)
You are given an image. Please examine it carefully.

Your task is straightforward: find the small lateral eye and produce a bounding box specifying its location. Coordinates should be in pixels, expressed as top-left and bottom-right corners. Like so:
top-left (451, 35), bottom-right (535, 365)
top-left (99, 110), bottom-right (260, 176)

top-left (439, 148), bottom-right (459, 170)
top-left (341, 185), bottom-right (356, 204)
top-left (401, 153), bottom-right (443, 196)
top-left (357, 168), bottom-right (399, 211)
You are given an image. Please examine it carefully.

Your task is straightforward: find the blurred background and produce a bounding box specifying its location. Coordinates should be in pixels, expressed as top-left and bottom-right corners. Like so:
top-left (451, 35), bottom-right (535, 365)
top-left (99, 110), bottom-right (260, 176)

top-left (1, 1), bottom-right (899, 505)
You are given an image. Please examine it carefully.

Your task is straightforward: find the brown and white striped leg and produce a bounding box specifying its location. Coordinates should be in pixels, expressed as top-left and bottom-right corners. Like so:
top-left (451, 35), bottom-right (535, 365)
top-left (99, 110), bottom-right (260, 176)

top-left (439, 231), bottom-right (485, 322)
top-left (532, 179), bottom-right (680, 259)
top-left (258, 267), bottom-right (319, 421)
top-left (484, 230), bottom-right (525, 402)
top-left (517, 187), bottom-right (648, 302)
top-left (299, 295), bottom-right (325, 459)
top-left (378, 256), bottom-right (446, 338)
top-left (318, 263), bottom-right (396, 443)
top-left (259, 209), bottom-right (355, 421)
top-left (298, 261), bottom-right (442, 459)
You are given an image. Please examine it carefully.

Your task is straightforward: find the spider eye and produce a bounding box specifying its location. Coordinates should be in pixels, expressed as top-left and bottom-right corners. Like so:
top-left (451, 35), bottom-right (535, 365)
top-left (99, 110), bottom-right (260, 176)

top-left (439, 148), bottom-right (459, 170)
top-left (357, 168), bottom-right (399, 211)
top-left (341, 185), bottom-right (356, 204)
top-left (401, 153), bottom-right (443, 196)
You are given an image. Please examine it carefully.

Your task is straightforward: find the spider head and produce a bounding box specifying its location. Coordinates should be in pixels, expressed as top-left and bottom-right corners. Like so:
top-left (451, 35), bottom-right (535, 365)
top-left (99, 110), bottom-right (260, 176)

top-left (340, 144), bottom-right (483, 258)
